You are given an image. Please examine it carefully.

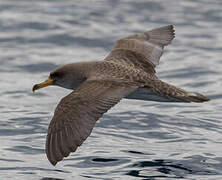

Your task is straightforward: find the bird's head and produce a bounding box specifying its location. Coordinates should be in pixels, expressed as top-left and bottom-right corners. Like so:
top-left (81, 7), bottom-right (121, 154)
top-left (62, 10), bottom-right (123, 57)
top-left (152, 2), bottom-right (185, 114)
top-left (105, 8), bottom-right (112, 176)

top-left (32, 64), bottom-right (80, 92)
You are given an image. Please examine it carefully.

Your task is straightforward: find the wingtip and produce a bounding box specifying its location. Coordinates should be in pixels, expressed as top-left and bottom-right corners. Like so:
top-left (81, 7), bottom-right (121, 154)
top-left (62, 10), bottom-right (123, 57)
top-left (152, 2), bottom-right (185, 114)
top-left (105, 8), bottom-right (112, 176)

top-left (168, 25), bottom-right (175, 39)
top-left (50, 160), bottom-right (58, 166)
top-left (169, 24), bottom-right (174, 29)
top-left (146, 24), bottom-right (176, 46)
top-left (164, 24), bottom-right (176, 43)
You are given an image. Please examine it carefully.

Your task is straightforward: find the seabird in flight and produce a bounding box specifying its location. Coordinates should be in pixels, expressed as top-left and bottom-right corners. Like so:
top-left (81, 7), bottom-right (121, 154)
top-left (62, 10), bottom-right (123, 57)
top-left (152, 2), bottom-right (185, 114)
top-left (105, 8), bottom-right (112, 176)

top-left (33, 25), bottom-right (210, 165)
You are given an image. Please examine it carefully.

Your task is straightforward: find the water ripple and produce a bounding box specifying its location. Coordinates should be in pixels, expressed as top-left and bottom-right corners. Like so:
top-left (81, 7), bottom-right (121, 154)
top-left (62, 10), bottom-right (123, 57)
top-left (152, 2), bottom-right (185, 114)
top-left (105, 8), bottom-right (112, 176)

top-left (0, 0), bottom-right (222, 179)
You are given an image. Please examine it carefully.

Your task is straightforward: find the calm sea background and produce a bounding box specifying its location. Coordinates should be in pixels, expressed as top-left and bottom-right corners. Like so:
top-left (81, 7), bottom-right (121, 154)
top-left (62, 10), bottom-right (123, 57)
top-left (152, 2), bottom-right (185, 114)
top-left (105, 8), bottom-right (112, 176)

top-left (0, 0), bottom-right (222, 179)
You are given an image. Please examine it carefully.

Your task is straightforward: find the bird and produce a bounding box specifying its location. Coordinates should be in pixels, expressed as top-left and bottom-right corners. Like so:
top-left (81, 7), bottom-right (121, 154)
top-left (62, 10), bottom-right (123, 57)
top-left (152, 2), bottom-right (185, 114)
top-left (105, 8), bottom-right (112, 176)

top-left (32, 25), bottom-right (210, 166)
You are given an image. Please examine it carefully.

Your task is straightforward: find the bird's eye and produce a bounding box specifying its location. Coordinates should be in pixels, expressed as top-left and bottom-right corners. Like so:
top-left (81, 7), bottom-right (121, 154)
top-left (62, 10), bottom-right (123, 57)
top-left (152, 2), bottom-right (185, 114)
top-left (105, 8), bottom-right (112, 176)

top-left (50, 72), bottom-right (59, 79)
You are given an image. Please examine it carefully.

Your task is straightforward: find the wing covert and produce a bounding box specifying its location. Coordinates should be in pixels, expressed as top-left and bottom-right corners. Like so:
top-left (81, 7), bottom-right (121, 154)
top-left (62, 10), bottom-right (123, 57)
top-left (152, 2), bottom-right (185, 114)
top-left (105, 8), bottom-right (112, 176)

top-left (105, 25), bottom-right (175, 73)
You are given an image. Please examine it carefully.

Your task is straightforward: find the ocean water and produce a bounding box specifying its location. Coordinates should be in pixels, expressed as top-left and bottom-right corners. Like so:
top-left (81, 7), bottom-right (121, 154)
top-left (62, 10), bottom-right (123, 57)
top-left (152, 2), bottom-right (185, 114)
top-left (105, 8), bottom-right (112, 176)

top-left (0, 0), bottom-right (222, 179)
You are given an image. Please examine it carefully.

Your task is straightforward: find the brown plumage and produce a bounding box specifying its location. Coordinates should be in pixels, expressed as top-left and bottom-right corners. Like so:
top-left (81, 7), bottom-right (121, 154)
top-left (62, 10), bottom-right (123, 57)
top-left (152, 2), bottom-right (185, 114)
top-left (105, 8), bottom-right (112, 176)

top-left (32, 25), bottom-right (210, 166)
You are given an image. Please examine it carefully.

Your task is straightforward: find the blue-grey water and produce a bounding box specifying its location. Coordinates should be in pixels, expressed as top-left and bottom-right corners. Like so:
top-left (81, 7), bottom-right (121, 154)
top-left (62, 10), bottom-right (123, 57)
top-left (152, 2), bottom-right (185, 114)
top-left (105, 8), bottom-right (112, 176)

top-left (0, 0), bottom-right (222, 179)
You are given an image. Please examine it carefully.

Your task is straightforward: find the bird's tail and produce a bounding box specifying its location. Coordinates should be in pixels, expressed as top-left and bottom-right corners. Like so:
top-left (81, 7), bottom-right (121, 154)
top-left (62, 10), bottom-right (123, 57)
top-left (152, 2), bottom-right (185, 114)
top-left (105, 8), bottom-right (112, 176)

top-left (146, 79), bottom-right (210, 103)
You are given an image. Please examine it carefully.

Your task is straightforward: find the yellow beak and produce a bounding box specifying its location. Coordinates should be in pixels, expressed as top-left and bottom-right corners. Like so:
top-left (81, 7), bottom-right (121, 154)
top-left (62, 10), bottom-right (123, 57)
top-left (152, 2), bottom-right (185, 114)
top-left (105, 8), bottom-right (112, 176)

top-left (32, 77), bottom-right (54, 92)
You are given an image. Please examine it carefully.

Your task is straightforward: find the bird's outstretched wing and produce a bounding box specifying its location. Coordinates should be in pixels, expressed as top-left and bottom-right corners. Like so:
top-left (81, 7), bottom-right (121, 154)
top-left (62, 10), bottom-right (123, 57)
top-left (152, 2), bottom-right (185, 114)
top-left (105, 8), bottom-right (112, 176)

top-left (46, 80), bottom-right (137, 165)
top-left (105, 25), bottom-right (175, 74)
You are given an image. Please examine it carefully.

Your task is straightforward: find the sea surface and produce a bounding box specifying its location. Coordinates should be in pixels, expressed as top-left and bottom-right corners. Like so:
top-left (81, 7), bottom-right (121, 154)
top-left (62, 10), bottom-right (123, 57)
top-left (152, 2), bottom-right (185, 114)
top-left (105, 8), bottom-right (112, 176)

top-left (0, 0), bottom-right (222, 179)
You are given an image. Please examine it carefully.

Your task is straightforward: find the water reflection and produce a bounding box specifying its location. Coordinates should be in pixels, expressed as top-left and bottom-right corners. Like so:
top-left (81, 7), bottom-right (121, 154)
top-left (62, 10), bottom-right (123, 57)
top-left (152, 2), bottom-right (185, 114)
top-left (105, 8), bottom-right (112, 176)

top-left (40, 178), bottom-right (64, 180)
